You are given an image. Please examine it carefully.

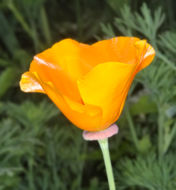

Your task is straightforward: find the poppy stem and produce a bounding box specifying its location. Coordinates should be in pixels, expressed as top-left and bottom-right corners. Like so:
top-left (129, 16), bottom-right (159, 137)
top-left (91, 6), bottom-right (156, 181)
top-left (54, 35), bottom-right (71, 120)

top-left (98, 139), bottom-right (116, 190)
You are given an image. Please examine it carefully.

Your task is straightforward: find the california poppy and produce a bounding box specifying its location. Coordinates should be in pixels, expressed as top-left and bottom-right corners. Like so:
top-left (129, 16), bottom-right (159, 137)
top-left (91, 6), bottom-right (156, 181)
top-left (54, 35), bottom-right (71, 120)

top-left (20, 37), bottom-right (155, 131)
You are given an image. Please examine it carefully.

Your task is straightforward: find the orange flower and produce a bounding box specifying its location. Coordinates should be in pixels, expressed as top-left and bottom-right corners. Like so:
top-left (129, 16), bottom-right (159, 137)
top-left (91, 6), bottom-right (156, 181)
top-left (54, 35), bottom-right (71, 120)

top-left (20, 37), bottom-right (155, 131)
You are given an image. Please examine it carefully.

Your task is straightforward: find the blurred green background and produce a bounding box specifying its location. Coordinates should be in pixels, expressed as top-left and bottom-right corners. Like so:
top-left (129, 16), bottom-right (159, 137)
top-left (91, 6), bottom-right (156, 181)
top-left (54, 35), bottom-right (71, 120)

top-left (0, 0), bottom-right (176, 189)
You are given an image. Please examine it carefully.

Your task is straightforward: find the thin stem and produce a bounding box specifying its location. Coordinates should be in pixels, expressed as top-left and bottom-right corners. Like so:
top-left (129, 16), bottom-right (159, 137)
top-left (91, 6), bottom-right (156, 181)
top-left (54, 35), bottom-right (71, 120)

top-left (7, 0), bottom-right (42, 51)
top-left (158, 108), bottom-right (164, 159)
top-left (7, 1), bottom-right (32, 38)
top-left (163, 122), bottom-right (176, 154)
top-left (98, 139), bottom-right (116, 190)
top-left (28, 157), bottom-right (35, 190)
top-left (40, 6), bottom-right (52, 45)
top-left (30, 20), bottom-right (41, 52)
top-left (126, 109), bottom-right (139, 151)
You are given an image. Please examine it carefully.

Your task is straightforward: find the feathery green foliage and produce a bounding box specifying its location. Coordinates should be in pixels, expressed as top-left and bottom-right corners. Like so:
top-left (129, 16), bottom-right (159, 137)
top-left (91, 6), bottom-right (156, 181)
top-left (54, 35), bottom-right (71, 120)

top-left (118, 153), bottom-right (176, 190)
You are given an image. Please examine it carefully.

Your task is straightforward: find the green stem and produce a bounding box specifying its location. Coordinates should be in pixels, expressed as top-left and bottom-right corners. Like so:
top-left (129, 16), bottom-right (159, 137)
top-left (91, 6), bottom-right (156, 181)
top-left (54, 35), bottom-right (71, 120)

top-left (30, 20), bottom-right (41, 52)
top-left (163, 122), bottom-right (176, 155)
top-left (7, 0), bottom-right (42, 51)
top-left (40, 6), bottom-right (52, 45)
top-left (126, 109), bottom-right (139, 151)
top-left (7, 1), bottom-right (32, 38)
top-left (98, 139), bottom-right (116, 190)
top-left (158, 109), bottom-right (164, 159)
top-left (28, 157), bottom-right (35, 190)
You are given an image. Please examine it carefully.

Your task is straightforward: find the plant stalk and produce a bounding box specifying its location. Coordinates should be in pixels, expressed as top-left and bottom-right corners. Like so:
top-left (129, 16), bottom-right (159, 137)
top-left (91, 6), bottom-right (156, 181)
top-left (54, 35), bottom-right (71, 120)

top-left (98, 139), bottom-right (116, 190)
top-left (163, 123), bottom-right (176, 154)
top-left (7, 1), bottom-right (32, 38)
top-left (40, 6), bottom-right (52, 45)
top-left (126, 109), bottom-right (139, 151)
top-left (158, 108), bottom-right (164, 159)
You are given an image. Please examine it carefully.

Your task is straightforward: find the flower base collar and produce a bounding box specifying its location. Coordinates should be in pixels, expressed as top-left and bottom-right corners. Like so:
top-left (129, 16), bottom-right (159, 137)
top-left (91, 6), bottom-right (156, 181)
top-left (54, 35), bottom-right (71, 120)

top-left (83, 124), bottom-right (118, 141)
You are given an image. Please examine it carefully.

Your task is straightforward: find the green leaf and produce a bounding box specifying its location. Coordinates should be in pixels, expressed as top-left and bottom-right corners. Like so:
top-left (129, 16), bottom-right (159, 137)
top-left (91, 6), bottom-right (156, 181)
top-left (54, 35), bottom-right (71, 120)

top-left (118, 153), bottom-right (176, 190)
top-left (6, 100), bottom-right (59, 127)
top-left (130, 95), bottom-right (157, 116)
top-left (105, 0), bottom-right (129, 12)
top-left (0, 58), bottom-right (10, 67)
top-left (0, 67), bottom-right (17, 98)
top-left (138, 135), bottom-right (152, 153)
top-left (0, 12), bottom-right (20, 55)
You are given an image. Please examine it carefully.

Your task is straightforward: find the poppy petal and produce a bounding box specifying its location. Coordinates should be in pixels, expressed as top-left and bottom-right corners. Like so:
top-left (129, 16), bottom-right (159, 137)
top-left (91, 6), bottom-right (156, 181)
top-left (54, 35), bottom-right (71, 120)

top-left (41, 82), bottom-right (103, 131)
top-left (30, 58), bottom-right (82, 103)
top-left (20, 72), bottom-right (45, 93)
top-left (77, 61), bottom-right (137, 127)
top-left (90, 37), bottom-right (140, 65)
top-left (32, 39), bottom-right (91, 78)
top-left (140, 43), bottom-right (155, 71)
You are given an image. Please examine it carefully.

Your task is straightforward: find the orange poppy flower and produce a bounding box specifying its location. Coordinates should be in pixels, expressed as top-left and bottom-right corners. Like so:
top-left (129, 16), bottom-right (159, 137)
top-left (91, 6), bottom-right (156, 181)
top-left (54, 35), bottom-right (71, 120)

top-left (20, 37), bottom-right (155, 131)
